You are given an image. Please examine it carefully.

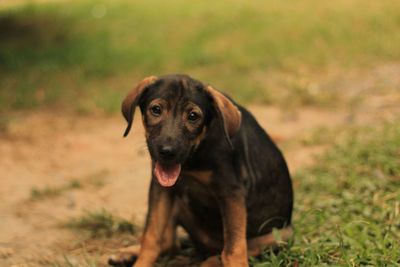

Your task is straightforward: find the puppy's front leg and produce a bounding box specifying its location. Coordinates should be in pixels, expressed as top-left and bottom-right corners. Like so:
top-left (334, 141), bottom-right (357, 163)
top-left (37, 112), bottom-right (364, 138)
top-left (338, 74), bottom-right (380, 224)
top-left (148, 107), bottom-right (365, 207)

top-left (218, 192), bottom-right (249, 267)
top-left (134, 179), bottom-right (175, 267)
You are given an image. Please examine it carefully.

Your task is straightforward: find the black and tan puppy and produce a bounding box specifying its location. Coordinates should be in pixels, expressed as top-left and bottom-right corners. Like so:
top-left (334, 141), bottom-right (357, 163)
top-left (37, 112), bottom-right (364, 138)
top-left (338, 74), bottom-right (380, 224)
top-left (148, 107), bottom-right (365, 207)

top-left (109, 74), bottom-right (293, 267)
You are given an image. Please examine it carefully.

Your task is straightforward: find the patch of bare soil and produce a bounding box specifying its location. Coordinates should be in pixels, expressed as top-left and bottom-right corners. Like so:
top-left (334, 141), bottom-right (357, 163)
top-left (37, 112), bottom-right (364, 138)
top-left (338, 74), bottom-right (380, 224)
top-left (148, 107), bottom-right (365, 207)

top-left (1, 71), bottom-right (399, 266)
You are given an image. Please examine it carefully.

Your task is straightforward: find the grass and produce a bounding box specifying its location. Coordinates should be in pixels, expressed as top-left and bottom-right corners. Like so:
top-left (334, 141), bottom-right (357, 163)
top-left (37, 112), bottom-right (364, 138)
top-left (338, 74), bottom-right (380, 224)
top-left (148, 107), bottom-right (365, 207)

top-left (30, 170), bottom-right (107, 200)
top-left (301, 126), bottom-right (346, 146)
top-left (30, 179), bottom-right (82, 200)
top-left (252, 121), bottom-right (400, 266)
top-left (1, 0), bottom-right (400, 112)
top-left (63, 209), bottom-right (137, 238)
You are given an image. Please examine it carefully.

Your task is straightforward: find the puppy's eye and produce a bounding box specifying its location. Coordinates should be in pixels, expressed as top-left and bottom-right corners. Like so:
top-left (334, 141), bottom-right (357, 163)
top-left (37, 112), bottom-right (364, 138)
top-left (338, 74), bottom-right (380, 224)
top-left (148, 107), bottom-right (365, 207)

top-left (188, 111), bottom-right (200, 122)
top-left (150, 105), bottom-right (162, 116)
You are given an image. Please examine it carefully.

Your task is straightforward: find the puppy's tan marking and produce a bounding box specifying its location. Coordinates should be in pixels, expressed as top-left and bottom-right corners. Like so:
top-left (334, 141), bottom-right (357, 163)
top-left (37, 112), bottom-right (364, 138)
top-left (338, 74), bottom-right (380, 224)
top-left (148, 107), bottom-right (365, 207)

top-left (193, 126), bottom-right (207, 148)
top-left (182, 169), bottom-right (213, 185)
top-left (219, 195), bottom-right (248, 267)
top-left (133, 186), bottom-right (174, 266)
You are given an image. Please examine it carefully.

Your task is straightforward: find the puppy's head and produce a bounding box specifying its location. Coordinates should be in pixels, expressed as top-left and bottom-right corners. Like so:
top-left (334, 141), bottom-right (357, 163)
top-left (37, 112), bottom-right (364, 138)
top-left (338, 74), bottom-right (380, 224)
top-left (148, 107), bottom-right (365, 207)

top-left (122, 74), bottom-right (241, 187)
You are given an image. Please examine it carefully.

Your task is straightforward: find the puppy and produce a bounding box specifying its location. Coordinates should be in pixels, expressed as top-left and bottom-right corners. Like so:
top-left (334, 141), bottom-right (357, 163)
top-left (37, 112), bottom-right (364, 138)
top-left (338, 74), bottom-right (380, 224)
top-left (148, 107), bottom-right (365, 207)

top-left (109, 74), bottom-right (293, 267)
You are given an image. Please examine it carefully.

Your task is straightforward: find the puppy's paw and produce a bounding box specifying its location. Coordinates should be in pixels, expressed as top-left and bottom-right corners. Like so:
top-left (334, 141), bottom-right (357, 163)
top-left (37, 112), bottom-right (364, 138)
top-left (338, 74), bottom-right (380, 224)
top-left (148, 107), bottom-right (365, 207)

top-left (108, 245), bottom-right (140, 267)
top-left (108, 252), bottom-right (137, 267)
top-left (199, 255), bottom-right (221, 267)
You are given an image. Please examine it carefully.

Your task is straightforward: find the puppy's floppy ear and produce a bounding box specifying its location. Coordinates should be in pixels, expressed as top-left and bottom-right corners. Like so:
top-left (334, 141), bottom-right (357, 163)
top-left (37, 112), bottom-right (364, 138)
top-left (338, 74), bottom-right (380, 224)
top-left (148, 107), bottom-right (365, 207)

top-left (121, 76), bottom-right (158, 137)
top-left (205, 85), bottom-right (242, 148)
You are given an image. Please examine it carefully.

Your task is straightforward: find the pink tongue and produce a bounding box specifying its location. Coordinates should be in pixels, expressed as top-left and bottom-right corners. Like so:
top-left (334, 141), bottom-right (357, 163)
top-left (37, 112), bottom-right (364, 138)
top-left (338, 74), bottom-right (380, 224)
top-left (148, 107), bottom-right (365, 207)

top-left (154, 162), bottom-right (181, 187)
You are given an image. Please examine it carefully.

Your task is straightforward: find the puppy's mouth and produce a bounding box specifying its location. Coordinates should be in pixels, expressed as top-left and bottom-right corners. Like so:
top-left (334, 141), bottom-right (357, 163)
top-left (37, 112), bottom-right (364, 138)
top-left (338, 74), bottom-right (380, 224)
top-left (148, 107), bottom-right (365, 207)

top-left (154, 162), bottom-right (181, 187)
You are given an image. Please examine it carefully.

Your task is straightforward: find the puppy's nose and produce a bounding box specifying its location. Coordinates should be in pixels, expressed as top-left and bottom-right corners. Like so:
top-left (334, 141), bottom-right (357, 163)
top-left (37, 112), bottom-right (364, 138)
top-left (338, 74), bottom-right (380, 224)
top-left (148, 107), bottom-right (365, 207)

top-left (159, 145), bottom-right (176, 159)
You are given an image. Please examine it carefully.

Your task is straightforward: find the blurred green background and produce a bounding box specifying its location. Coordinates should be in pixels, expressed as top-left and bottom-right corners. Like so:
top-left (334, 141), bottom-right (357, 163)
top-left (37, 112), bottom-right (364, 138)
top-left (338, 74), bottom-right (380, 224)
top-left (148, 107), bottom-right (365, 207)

top-left (1, 0), bottom-right (399, 113)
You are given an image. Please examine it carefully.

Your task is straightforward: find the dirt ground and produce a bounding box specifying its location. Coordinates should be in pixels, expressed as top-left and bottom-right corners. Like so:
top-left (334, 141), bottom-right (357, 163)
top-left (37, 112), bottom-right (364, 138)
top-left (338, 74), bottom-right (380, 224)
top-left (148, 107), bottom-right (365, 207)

top-left (1, 69), bottom-right (399, 266)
